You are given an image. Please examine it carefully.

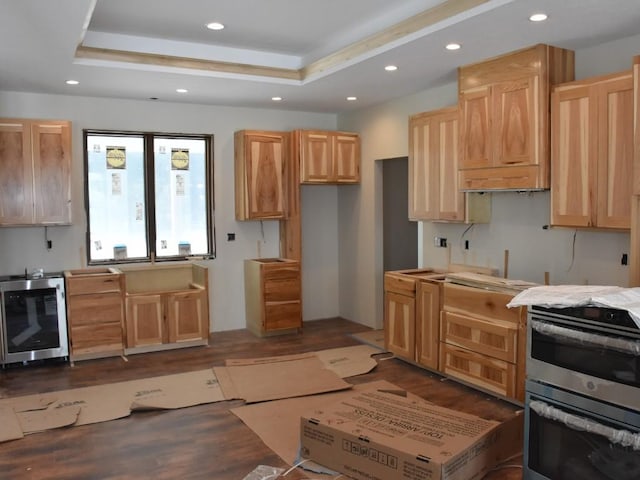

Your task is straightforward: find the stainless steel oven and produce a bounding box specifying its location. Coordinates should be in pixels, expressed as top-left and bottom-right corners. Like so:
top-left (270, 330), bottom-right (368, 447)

top-left (0, 274), bottom-right (69, 365)
top-left (526, 305), bottom-right (640, 411)
top-left (524, 305), bottom-right (640, 479)
top-left (525, 380), bottom-right (640, 479)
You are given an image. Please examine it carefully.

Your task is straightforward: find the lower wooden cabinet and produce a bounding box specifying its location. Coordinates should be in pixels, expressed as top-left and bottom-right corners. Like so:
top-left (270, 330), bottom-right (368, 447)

top-left (440, 282), bottom-right (527, 402)
top-left (126, 289), bottom-right (208, 348)
top-left (384, 269), bottom-right (445, 370)
top-left (122, 263), bottom-right (210, 354)
top-left (244, 258), bottom-right (302, 336)
top-left (64, 268), bottom-right (125, 362)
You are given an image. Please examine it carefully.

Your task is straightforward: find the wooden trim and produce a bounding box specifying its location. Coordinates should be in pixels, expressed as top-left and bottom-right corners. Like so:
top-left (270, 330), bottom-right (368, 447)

top-left (75, 45), bottom-right (302, 81)
top-left (302, 0), bottom-right (492, 79)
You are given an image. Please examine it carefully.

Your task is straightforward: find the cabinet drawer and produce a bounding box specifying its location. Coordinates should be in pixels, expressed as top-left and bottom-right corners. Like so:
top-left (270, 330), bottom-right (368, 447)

top-left (67, 292), bottom-right (124, 327)
top-left (439, 343), bottom-right (516, 398)
top-left (67, 274), bottom-right (122, 295)
top-left (440, 311), bottom-right (518, 363)
top-left (443, 283), bottom-right (519, 323)
top-left (264, 302), bottom-right (301, 331)
top-left (264, 278), bottom-right (301, 302)
top-left (71, 323), bottom-right (124, 353)
top-left (262, 266), bottom-right (300, 282)
top-left (384, 273), bottom-right (417, 294)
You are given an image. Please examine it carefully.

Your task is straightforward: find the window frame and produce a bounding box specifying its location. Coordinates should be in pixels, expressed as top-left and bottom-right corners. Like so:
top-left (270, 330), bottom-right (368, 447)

top-left (82, 129), bottom-right (216, 265)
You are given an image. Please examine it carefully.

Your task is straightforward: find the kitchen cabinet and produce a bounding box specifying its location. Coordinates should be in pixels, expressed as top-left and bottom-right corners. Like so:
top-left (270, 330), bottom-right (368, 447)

top-left (551, 70), bottom-right (633, 229)
top-left (631, 56), bottom-right (640, 287)
top-left (409, 107), bottom-right (490, 222)
top-left (234, 130), bottom-right (288, 220)
top-left (457, 44), bottom-right (574, 191)
top-left (384, 268), bottom-right (445, 370)
top-left (64, 268), bottom-right (125, 362)
top-left (298, 130), bottom-right (360, 184)
top-left (440, 279), bottom-right (527, 403)
top-left (0, 118), bottom-right (71, 225)
top-left (244, 258), bottom-right (302, 336)
top-left (121, 263), bottom-right (209, 354)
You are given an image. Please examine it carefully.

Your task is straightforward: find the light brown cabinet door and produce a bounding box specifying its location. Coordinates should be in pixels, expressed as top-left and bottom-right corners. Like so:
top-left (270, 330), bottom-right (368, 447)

top-left (234, 130), bottom-right (287, 220)
top-left (459, 86), bottom-right (491, 170)
top-left (409, 115), bottom-right (434, 219)
top-left (415, 281), bottom-right (440, 370)
top-left (32, 121), bottom-right (72, 224)
top-left (166, 289), bottom-right (208, 343)
top-left (409, 108), bottom-right (463, 221)
top-left (596, 77), bottom-right (633, 229)
top-left (551, 84), bottom-right (596, 227)
top-left (384, 291), bottom-right (415, 360)
top-left (492, 77), bottom-right (537, 167)
top-left (300, 131), bottom-right (332, 182)
top-left (0, 120), bottom-right (33, 224)
top-left (551, 73), bottom-right (632, 229)
top-left (333, 133), bottom-right (360, 183)
top-left (126, 294), bottom-right (165, 347)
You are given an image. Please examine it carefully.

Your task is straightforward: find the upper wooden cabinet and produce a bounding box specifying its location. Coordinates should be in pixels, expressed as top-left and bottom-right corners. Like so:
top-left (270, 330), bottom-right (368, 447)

top-left (635, 56), bottom-right (640, 196)
top-left (298, 130), bottom-right (360, 184)
top-left (234, 130), bottom-right (288, 220)
top-left (458, 44), bottom-right (575, 191)
top-left (409, 107), bottom-right (490, 222)
top-left (551, 71), bottom-right (633, 229)
top-left (0, 118), bottom-right (72, 226)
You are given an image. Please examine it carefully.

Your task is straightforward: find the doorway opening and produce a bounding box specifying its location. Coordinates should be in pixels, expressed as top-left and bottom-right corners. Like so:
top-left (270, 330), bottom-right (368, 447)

top-left (381, 156), bottom-right (417, 272)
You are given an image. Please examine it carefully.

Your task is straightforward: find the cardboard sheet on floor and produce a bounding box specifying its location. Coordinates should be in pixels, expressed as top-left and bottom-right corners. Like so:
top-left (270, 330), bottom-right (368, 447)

top-left (214, 355), bottom-right (352, 403)
top-left (230, 380), bottom-right (414, 474)
top-left (0, 406), bottom-right (24, 442)
top-left (224, 344), bottom-right (381, 379)
top-left (0, 368), bottom-right (224, 443)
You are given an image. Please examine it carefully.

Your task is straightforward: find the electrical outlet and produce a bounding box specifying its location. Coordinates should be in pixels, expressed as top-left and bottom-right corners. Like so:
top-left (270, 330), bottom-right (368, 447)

top-left (434, 237), bottom-right (447, 248)
top-left (227, 233), bottom-right (235, 241)
top-left (621, 253), bottom-right (628, 265)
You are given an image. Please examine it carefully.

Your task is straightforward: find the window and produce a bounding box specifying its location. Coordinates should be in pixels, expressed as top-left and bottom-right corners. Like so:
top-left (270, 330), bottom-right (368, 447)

top-left (83, 130), bottom-right (215, 264)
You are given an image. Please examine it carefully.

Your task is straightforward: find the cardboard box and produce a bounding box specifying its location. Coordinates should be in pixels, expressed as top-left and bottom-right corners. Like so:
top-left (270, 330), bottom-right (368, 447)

top-left (300, 387), bottom-right (523, 480)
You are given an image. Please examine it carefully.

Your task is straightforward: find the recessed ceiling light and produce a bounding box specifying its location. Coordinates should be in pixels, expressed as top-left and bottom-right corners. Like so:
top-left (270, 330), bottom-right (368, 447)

top-left (347, 96), bottom-right (357, 101)
top-left (206, 22), bottom-right (225, 30)
top-left (384, 65), bottom-right (398, 72)
top-left (65, 80), bottom-right (79, 85)
top-left (445, 43), bottom-right (461, 51)
top-left (176, 88), bottom-right (188, 93)
top-left (271, 96), bottom-right (282, 101)
top-left (529, 13), bottom-right (548, 22)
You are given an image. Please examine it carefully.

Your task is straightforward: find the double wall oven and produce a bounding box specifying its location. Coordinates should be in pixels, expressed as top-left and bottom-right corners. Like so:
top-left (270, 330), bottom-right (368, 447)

top-left (0, 273), bottom-right (69, 365)
top-left (524, 305), bottom-right (640, 479)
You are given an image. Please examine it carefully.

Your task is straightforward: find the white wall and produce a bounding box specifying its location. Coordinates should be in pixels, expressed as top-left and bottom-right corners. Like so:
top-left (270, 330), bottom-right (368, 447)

top-left (337, 33), bottom-right (640, 330)
top-left (0, 92), bottom-right (339, 331)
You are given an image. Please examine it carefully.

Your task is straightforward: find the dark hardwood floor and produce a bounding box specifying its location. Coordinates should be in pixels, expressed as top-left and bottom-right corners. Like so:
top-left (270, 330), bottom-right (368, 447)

top-left (0, 318), bottom-right (523, 479)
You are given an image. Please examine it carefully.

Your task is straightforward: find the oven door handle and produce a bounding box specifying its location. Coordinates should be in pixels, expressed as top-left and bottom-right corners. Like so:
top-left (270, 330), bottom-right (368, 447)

top-left (529, 400), bottom-right (640, 451)
top-left (530, 319), bottom-right (640, 356)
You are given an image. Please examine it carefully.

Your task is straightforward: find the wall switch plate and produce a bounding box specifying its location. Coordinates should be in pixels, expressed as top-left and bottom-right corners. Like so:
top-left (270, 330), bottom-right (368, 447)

top-left (434, 237), bottom-right (447, 248)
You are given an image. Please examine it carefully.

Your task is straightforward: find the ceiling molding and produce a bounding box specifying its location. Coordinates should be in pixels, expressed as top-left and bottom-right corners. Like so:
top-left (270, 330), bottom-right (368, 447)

top-left (75, 0), bottom-right (493, 83)
top-left (75, 45), bottom-right (303, 81)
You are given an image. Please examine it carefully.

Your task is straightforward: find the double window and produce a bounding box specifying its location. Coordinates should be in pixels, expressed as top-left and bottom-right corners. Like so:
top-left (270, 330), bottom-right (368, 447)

top-left (83, 130), bottom-right (215, 264)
